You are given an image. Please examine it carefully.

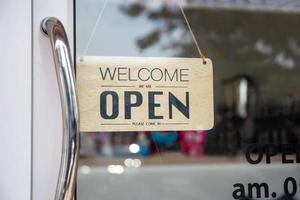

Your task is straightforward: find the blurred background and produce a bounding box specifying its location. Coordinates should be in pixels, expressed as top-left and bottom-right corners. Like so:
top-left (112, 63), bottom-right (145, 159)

top-left (76, 0), bottom-right (300, 199)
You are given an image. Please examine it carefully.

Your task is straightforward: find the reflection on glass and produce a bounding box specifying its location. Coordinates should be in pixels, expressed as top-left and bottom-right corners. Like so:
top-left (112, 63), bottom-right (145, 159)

top-left (76, 0), bottom-right (300, 199)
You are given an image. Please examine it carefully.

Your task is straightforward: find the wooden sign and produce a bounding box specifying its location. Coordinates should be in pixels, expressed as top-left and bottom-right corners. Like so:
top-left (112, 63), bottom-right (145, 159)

top-left (77, 56), bottom-right (214, 132)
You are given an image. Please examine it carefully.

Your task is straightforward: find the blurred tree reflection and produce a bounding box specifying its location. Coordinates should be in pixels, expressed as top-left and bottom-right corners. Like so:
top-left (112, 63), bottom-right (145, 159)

top-left (120, 2), bottom-right (300, 104)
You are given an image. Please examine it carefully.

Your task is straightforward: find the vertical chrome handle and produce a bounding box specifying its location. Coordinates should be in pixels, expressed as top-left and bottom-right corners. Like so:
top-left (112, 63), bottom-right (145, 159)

top-left (41, 17), bottom-right (79, 200)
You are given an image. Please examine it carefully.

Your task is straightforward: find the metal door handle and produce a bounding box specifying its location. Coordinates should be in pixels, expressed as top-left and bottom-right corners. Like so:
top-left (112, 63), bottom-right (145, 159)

top-left (41, 17), bottom-right (79, 200)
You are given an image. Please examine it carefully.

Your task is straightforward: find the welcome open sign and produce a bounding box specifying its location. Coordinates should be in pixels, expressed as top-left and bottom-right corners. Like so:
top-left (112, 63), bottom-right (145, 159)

top-left (77, 56), bottom-right (214, 132)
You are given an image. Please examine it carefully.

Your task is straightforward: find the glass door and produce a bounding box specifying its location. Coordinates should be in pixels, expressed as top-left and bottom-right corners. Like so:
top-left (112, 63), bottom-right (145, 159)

top-left (75, 1), bottom-right (300, 199)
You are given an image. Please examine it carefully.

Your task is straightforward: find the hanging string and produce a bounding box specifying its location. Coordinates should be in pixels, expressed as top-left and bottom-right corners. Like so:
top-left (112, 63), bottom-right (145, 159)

top-left (81, 0), bottom-right (109, 60)
top-left (177, 0), bottom-right (206, 63)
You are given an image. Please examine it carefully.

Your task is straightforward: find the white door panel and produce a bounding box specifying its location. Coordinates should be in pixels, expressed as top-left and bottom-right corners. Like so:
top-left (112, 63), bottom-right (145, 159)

top-left (0, 0), bottom-right (74, 199)
top-left (32, 0), bottom-right (73, 199)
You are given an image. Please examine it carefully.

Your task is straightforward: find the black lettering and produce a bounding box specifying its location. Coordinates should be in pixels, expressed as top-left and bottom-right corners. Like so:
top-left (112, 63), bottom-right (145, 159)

top-left (282, 144), bottom-right (294, 164)
top-left (180, 68), bottom-right (189, 82)
top-left (124, 91), bottom-right (143, 119)
top-left (148, 91), bottom-right (163, 119)
top-left (169, 92), bottom-right (189, 119)
top-left (265, 144), bottom-right (278, 164)
top-left (232, 184), bottom-right (245, 199)
top-left (128, 68), bottom-right (137, 81)
top-left (99, 67), bottom-right (116, 80)
top-left (118, 67), bottom-right (127, 81)
top-left (100, 91), bottom-right (119, 119)
top-left (165, 69), bottom-right (178, 81)
top-left (284, 177), bottom-right (297, 197)
top-left (151, 68), bottom-right (163, 81)
top-left (248, 183), bottom-right (269, 198)
top-left (138, 68), bottom-right (150, 81)
top-left (246, 144), bottom-right (263, 164)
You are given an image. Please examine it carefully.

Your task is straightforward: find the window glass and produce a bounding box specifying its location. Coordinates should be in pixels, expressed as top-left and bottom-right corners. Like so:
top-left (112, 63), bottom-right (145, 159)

top-left (76, 1), bottom-right (300, 199)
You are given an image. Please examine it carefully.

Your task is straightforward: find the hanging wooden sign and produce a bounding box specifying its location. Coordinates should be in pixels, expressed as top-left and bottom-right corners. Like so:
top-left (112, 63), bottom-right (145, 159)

top-left (77, 56), bottom-right (214, 132)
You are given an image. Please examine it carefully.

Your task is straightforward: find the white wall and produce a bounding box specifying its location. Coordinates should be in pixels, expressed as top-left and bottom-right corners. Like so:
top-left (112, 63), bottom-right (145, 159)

top-left (0, 0), bottom-right (32, 200)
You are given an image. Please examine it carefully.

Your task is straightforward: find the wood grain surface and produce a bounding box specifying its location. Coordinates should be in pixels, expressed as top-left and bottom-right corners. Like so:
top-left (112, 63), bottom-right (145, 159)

top-left (77, 56), bottom-right (214, 132)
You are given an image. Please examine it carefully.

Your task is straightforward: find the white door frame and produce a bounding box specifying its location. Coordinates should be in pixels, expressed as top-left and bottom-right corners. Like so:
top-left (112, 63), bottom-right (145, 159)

top-left (32, 0), bottom-right (74, 199)
top-left (0, 0), bottom-right (74, 199)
